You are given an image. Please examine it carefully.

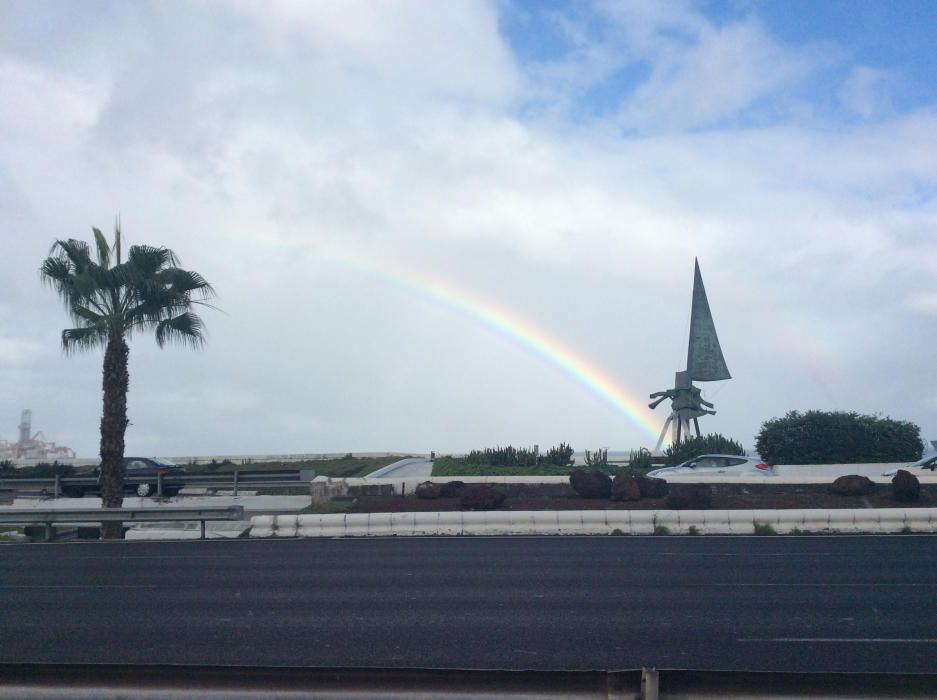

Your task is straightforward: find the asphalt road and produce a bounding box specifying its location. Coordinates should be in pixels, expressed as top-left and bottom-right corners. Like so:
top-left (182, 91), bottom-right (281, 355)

top-left (2, 535), bottom-right (937, 674)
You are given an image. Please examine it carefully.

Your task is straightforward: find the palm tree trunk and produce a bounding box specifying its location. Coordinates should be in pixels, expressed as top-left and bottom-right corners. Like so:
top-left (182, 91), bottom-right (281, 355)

top-left (100, 335), bottom-right (129, 539)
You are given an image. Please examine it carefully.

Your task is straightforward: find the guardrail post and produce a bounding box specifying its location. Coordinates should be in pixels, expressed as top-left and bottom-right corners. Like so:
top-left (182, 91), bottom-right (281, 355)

top-left (157, 473), bottom-right (163, 498)
top-left (200, 520), bottom-right (206, 539)
top-left (45, 521), bottom-right (54, 541)
top-left (54, 475), bottom-right (60, 499)
top-left (233, 470), bottom-right (239, 497)
top-left (641, 667), bottom-right (659, 700)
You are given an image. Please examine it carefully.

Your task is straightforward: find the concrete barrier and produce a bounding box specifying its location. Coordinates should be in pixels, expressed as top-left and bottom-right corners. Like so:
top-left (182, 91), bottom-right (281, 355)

top-left (251, 507), bottom-right (937, 538)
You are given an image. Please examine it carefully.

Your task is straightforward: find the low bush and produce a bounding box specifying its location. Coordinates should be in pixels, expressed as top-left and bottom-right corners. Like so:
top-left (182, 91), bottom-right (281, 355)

top-left (753, 522), bottom-right (776, 536)
top-left (584, 448), bottom-right (608, 469)
top-left (431, 457), bottom-right (572, 477)
top-left (543, 442), bottom-right (574, 466)
top-left (27, 461), bottom-right (75, 478)
top-left (755, 410), bottom-right (923, 465)
top-left (665, 434), bottom-right (744, 466)
top-left (628, 448), bottom-right (653, 470)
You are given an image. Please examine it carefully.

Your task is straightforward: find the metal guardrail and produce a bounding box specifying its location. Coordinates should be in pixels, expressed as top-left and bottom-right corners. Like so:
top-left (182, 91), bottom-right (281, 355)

top-left (0, 470), bottom-right (315, 499)
top-left (0, 505), bottom-right (245, 540)
top-left (0, 665), bottom-right (935, 699)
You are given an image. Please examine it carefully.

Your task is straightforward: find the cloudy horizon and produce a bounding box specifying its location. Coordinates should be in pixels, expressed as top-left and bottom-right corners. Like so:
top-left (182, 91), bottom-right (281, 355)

top-left (2, 0), bottom-right (935, 458)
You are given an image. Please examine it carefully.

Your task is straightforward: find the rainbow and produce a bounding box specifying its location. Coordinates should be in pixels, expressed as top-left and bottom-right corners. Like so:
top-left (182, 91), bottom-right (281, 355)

top-left (315, 244), bottom-right (661, 444)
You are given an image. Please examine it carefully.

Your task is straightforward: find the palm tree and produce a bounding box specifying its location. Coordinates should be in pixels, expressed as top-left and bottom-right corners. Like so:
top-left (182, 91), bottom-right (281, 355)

top-left (41, 221), bottom-right (214, 538)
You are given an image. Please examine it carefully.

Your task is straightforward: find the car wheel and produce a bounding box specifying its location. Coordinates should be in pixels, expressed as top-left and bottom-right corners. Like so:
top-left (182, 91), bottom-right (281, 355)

top-left (136, 482), bottom-right (153, 497)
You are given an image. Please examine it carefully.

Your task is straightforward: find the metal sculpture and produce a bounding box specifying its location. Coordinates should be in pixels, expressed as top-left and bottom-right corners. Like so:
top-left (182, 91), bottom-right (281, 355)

top-left (649, 259), bottom-right (731, 451)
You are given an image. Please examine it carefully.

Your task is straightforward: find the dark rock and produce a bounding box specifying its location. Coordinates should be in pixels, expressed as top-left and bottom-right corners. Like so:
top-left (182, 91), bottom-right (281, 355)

top-left (611, 474), bottom-right (641, 501)
top-left (830, 475), bottom-right (874, 496)
top-left (460, 484), bottom-right (506, 510)
top-left (439, 480), bottom-right (465, 498)
top-left (634, 475), bottom-right (668, 498)
top-left (892, 469), bottom-right (921, 502)
top-left (415, 481), bottom-right (443, 499)
top-left (569, 470), bottom-right (612, 499)
top-left (666, 483), bottom-right (712, 510)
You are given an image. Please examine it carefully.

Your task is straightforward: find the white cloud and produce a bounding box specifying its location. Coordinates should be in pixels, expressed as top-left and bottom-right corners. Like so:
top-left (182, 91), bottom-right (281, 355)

top-left (618, 20), bottom-right (814, 130)
top-left (1, 1), bottom-right (935, 456)
top-left (840, 66), bottom-right (892, 119)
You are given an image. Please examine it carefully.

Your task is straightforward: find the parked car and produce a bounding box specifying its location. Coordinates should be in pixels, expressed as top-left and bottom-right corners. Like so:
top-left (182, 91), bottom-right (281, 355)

top-left (647, 454), bottom-right (774, 478)
top-left (64, 457), bottom-right (186, 498)
top-left (881, 454), bottom-right (937, 477)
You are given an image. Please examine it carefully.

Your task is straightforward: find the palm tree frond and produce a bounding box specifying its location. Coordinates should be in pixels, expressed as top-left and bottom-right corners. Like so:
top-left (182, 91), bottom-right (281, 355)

top-left (62, 325), bottom-right (109, 354)
top-left (92, 227), bottom-right (111, 268)
top-left (154, 312), bottom-right (205, 349)
top-left (156, 267), bottom-right (216, 298)
top-left (127, 245), bottom-right (178, 276)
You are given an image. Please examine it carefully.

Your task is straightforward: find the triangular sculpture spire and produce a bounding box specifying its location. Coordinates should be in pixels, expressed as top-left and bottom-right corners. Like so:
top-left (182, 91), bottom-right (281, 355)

top-left (648, 259), bottom-right (731, 452)
top-left (687, 258), bottom-right (730, 382)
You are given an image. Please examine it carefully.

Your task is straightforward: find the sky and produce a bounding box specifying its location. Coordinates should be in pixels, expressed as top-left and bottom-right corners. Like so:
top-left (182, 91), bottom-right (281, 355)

top-left (1, 0), bottom-right (935, 458)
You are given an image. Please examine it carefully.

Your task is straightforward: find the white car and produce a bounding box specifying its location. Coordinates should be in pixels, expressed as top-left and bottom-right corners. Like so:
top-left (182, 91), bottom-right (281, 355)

top-left (647, 454), bottom-right (774, 477)
top-left (881, 454), bottom-right (937, 477)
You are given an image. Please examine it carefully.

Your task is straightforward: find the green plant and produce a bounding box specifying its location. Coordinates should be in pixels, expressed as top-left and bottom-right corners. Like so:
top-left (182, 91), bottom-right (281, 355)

top-left (653, 524), bottom-right (671, 536)
top-left (0, 460), bottom-right (15, 475)
top-left (900, 525), bottom-right (914, 534)
top-left (584, 448), bottom-right (608, 469)
top-left (544, 442), bottom-right (574, 466)
top-left (665, 434), bottom-right (745, 466)
top-left (610, 528), bottom-right (626, 536)
top-left (340, 452), bottom-right (354, 461)
top-left (755, 410), bottom-right (923, 465)
top-left (628, 448), bottom-right (653, 470)
top-left (432, 456), bottom-right (571, 477)
top-left (753, 522), bottom-right (776, 536)
top-left (687, 525), bottom-right (700, 536)
top-left (40, 222), bottom-right (214, 537)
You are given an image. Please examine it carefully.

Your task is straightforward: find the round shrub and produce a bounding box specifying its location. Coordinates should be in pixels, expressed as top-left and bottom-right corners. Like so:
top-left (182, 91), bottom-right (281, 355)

top-left (755, 410), bottom-right (923, 465)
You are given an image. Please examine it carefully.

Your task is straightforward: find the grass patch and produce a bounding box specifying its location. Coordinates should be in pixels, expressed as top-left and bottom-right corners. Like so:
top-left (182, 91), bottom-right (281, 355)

top-left (432, 456), bottom-right (574, 477)
top-left (300, 500), bottom-right (355, 515)
top-left (687, 525), bottom-right (700, 536)
top-left (753, 522), bottom-right (777, 536)
top-left (653, 524), bottom-right (671, 536)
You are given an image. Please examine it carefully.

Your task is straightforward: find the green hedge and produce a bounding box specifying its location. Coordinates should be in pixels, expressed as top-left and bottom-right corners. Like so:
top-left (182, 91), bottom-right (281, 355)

top-left (755, 410), bottom-right (923, 465)
top-left (431, 456), bottom-right (575, 477)
top-left (665, 434), bottom-right (745, 466)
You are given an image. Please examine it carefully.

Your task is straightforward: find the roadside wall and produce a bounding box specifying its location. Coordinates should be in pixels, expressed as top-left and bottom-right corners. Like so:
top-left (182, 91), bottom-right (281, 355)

top-left (252, 508), bottom-right (937, 538)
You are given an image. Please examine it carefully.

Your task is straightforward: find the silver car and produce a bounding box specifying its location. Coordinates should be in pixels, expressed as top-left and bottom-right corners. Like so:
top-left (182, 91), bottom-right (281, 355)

top-left (881, 454), bottom-right (937, 477)
top-left (647, 454), bottom-right (774, 477)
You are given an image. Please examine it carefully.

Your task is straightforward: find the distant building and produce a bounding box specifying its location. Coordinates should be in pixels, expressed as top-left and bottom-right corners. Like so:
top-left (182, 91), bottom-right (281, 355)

top-left (0, 410), bottom-right (75, 462)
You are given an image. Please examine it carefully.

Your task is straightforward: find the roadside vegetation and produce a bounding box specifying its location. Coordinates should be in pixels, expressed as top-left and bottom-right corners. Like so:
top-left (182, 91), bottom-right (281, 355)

top-left (755, 411), bottom-right (923, 464)
top-left (431, 443), bottom-right (662, 477)
top-left (664, 434), bottom-right (745, 465)
top-left (432, 457), bottom-right (574, 477)
top-left (185, 454), bottom-right (404, 478)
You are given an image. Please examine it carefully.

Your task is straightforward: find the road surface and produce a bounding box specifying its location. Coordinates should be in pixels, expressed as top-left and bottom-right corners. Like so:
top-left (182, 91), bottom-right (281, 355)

top-left (1, 535), bottom-right (936, 673)
top-left (365, 457), bottom-right (433, 478)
